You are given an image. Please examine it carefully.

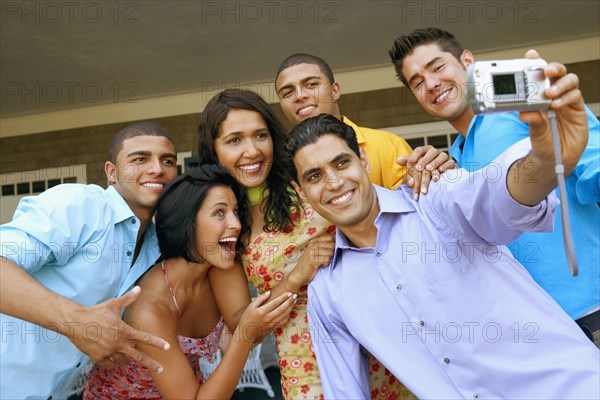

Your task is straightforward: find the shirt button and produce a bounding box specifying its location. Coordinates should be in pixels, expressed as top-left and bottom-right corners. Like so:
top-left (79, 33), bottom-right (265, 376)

top-left (419, 320), bottom-right (425, 327)
top-left (76, 362), bottom-right (81, 368)
top-left (443, 357), bottom-right (450, 364)
top-left (473, 394), bottom-right (480, 399)
top-left (375, 251), bottom-right (382, 257)
top-left (395, 284), bottom-right (402, 291)
top-left (131, 218), bottom-right (136, 224)
top-left (126, 251), bottom-right (132, 256)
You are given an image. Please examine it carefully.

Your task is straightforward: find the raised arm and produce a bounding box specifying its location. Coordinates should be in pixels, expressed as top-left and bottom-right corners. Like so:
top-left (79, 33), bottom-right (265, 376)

top-left (507, 51), bottom-right (588, 205)
top-left (208, 261), bottom-right (252, 332)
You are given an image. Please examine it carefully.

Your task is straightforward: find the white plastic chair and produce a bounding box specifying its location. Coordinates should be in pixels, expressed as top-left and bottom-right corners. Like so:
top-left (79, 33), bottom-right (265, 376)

top-left (199, 343), bottom-right (275, 398)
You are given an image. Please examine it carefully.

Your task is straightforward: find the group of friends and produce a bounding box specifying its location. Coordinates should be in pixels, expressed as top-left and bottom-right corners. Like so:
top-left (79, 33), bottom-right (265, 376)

top-left (1, 28), bottom-right (599, 400)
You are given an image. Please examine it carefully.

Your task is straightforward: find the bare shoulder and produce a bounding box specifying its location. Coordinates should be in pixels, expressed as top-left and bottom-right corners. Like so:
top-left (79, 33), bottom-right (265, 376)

top-left (124, 265), bottom-right (177, 334)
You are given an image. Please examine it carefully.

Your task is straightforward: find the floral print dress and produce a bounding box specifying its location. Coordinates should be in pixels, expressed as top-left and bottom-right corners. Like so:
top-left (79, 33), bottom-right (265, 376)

top-left (242, 203), bottom-right (416, 400)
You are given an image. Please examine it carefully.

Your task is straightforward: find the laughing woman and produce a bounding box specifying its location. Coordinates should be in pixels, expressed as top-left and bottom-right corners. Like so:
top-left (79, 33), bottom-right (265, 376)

top-left (83, 164), bottom-right (295, 399)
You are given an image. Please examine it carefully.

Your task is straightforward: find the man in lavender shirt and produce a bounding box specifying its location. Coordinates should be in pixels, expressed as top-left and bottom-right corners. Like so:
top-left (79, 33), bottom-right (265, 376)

top-left (283, 55), bottom-right (599, 399)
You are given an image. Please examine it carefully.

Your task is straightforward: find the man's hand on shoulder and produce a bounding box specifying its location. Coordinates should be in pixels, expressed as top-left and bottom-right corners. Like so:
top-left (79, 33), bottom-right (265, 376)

top-left (397, 145), bottom-right (456, 200)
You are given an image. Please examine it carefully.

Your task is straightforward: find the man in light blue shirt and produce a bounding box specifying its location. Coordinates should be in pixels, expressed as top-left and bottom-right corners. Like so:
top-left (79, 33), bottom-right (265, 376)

top-left (389, 28), bottom-right (600, 345)
top-left (0, 121), bottom-right (177, 399)
top-left (283, 72), bottom-right (599, 399)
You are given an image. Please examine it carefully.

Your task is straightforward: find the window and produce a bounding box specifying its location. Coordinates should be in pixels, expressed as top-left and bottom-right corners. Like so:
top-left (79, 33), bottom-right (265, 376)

top-left (1, 184), bottom-right (15, 196)
top-left (17, 182), bottom-right (30, 195)
top-left (32, 181), bottom-right (46, 193)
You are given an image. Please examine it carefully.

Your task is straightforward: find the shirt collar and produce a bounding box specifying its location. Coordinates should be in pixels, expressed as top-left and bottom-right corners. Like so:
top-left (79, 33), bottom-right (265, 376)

top-left (341, 116), bottom-right (366, 145)
top-left (329, 185), bottom-right (416, 269)
top-left (105, 185), bottom-right (137, 224)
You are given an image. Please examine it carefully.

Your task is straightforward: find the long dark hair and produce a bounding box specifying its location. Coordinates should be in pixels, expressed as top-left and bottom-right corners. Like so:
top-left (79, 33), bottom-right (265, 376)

top-left (197, 88), bottom-right (299, 233)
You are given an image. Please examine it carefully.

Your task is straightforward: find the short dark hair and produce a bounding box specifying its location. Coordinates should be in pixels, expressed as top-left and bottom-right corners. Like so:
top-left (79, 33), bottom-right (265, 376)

top-left (155, 164), bottom-right (250, 263)
top-left (389, 28), bottom-right (465, 86)
top-left (108, 121), bottom-right (174, 163)
top-left (197, 88), bottom-right (300, 233)
top-left (275, 53), bottom-right (335, 84)
top-left (284, 114), bottom-right (360, 182)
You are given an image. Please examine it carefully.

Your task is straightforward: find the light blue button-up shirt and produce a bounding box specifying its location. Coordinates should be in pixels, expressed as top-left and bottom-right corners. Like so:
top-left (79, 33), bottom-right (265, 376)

top-left (0, 184), bottom-right (160, 399)
top-left (308, 139), bottom-right (599, 399)
top-left (449, 107), bottom-right (599, 319)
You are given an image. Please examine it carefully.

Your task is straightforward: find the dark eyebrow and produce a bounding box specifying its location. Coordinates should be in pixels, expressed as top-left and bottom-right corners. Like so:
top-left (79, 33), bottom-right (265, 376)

top-left (330, 152), bottom-right (353, 166)
top-left (277, 75), bottom-right (322, 95)
top-left (126, 151), bottom-right (177, 159)
top-left (126, 150), bottom-right (151, 157)
top-left (301, 164), bottom-right (322, 182)
top-left (407, 56), bottom-right (442, 87)
top-left (300, 152), bottom-right (352, 181)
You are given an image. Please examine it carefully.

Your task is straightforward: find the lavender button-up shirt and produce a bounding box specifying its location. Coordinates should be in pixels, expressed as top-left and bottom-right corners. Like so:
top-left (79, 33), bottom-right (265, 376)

top-left (308, 139), bottom-right (599, 399)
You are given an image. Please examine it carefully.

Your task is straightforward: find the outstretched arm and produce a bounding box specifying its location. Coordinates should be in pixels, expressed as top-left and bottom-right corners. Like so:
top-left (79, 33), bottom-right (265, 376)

top-left (0, 257), bottom-right (169, 372)
top-left (507, 50), bottom-right (588, 205)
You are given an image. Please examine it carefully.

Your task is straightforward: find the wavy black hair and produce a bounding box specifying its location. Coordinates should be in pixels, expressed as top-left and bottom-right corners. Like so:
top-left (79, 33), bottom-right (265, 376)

top-left (197, 88), bottom-right (300, 233)
top-left (284, 114), bottom-right (360, 183)
top-left (155, 164), bottom-right (250, 263)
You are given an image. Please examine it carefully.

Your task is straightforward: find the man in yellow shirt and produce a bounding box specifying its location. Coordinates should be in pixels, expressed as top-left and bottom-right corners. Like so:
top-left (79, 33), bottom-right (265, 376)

top-left (275, 53), bottom-right (446, 193)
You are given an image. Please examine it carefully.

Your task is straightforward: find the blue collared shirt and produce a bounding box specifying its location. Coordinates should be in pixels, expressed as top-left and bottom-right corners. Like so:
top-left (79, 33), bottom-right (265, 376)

top-left (449, 108), bottom-right (600, 319)
top-left (0, 184), bottom-right (160, 399)
top-left (308, 139), bottom-right (599, 399)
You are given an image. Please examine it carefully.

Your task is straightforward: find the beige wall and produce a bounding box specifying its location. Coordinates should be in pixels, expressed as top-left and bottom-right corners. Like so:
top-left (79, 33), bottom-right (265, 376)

top-left (0, 38), bottom-right (598, 220)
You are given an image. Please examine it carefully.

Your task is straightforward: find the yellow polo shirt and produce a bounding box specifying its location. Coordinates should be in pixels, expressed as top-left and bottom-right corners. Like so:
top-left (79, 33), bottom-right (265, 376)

top-left (342, 116), bottom-right (412, 190)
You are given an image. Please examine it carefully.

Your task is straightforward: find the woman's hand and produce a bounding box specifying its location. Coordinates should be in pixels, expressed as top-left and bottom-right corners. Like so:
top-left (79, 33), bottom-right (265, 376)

top-left (285, 235), bottom-right (335, 292)
top-left (235, 291), bottom-right (297, 344)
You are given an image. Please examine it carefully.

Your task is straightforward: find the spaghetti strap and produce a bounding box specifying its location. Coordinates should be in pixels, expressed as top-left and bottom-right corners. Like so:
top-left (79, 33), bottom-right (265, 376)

top-left (161, 261), bottom-right (180, 316)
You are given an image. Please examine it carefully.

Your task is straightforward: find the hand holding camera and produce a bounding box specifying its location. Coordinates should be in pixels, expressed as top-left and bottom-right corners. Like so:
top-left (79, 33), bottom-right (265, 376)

top-left (467, 51), bottom-right (589, 276)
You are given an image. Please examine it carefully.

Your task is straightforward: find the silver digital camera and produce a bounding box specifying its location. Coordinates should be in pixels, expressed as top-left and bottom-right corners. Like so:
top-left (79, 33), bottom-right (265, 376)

top-left (467, 58), bottom-right (551, 114)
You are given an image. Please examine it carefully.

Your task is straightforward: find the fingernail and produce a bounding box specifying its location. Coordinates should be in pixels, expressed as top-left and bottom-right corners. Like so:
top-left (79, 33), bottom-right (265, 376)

top-left (413, 193), bottom-right (419, 201)
top-left (293, 294), bottom-right (298, 300)
top-left (426, 164), bottom-right (433, 170)
top-left (421, 187), bottom-right (427, 194)
top-left (264, 290), bottom-right (271, 296)
top-left (287, 292), bottom-right (293, 298)
top-left (157, 367), bottom-right (164, 374)
top-left (416, 163), bottom-right (423, 171)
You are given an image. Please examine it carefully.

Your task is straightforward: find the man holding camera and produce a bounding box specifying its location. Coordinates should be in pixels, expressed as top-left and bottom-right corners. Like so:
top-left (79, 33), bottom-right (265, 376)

top-left (389, 28), bottom-right (600, 346)
top-left (284, 50), bottom-right (599, 395)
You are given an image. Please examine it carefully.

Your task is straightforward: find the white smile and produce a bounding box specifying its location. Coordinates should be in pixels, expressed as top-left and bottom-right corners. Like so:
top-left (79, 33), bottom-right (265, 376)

top-left (238, 163), bottom-right (261, 171)
top-left (434, 88), bottom-right (452, 104)
top-left (142, 183), bottom-right (163, 188)
top-left (330, 191), bottom-right (353, 205)
top-left (297, 105), bottom-right (316, 116)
